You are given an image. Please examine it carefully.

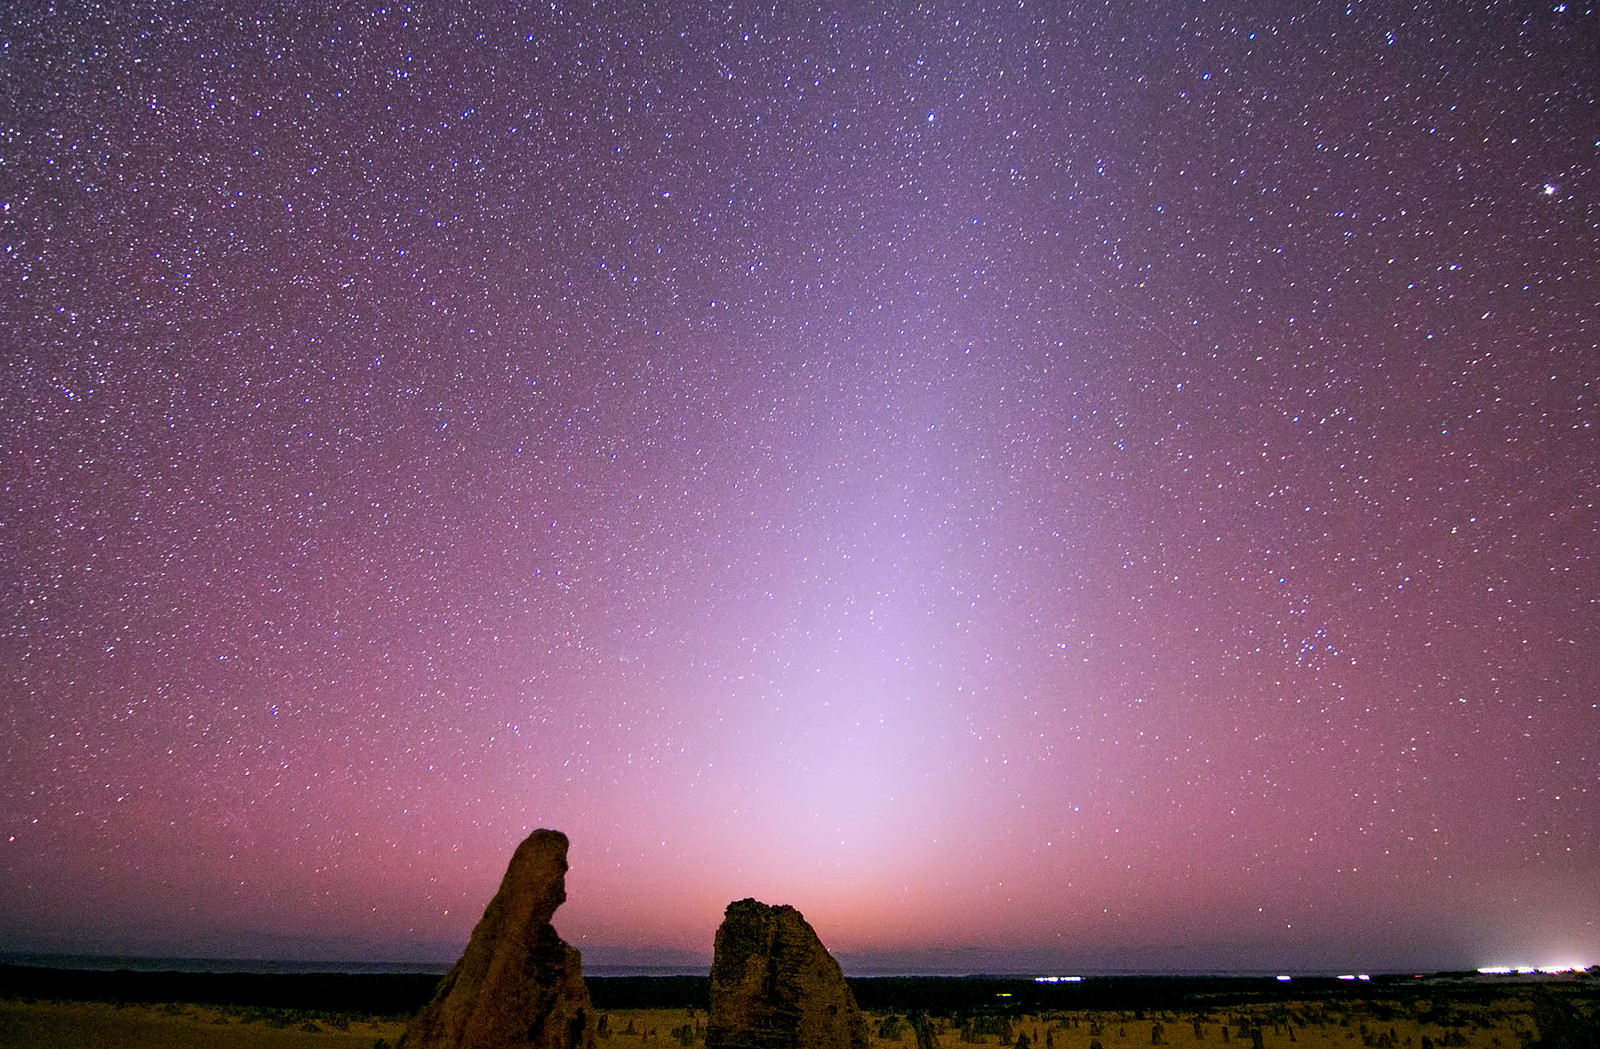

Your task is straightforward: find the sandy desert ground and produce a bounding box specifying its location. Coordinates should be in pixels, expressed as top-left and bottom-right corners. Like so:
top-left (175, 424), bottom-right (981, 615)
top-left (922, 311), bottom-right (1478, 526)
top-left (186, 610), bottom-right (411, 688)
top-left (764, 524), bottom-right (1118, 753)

top-left (0, 991), bottom-right (1581, 1049)
top-left (0, 997), bottom-right (406, 1049)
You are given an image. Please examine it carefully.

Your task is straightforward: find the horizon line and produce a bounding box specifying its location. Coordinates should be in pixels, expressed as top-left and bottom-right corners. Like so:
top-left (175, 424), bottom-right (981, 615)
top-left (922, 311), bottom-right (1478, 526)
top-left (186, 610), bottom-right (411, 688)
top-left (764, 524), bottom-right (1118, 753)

top-left (6, 950), bottom-right (1586, 982)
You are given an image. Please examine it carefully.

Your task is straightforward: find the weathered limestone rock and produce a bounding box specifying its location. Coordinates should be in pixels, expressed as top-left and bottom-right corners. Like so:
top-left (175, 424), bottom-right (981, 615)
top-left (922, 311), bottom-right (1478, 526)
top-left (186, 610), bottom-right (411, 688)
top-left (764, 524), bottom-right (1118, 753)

top-left (400, 829), bottom-right (595, 1049)
top-left (706, 898), bottom-right (868, 1049)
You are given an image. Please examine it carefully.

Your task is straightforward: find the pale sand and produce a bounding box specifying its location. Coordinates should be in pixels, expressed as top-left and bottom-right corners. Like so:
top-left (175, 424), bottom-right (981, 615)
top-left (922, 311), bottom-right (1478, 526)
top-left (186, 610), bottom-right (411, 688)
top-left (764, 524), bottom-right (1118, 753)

top-left (0, 994), bottom-right (1554, 1049)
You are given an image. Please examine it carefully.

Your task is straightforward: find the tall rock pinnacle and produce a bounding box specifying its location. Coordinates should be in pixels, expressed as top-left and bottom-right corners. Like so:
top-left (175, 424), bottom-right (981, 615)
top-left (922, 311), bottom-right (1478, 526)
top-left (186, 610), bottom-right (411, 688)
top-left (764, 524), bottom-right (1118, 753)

top-left (400, 829), bottom-right (595, 1049)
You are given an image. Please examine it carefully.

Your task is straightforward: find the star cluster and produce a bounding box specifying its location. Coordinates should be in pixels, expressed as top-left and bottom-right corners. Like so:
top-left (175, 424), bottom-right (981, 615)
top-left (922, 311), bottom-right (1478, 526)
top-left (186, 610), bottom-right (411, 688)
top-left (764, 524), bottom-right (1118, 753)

top-left (2, 2), bottom-right (1596, 972)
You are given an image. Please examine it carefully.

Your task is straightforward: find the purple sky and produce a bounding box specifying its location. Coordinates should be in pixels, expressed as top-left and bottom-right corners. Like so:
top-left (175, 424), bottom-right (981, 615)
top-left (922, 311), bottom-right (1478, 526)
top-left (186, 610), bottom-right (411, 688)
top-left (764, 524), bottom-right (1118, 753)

top-left (2, 2), bottom-right (1596, 975)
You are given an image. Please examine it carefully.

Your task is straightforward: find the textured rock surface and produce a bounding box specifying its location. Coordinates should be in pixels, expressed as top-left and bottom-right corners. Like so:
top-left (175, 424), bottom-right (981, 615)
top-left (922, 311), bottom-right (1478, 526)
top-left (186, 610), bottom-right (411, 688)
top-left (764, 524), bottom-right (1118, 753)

top-left (400, 829), bottom-right (595, 1049)
top-left (706, 898), bottom-right (868, 1049)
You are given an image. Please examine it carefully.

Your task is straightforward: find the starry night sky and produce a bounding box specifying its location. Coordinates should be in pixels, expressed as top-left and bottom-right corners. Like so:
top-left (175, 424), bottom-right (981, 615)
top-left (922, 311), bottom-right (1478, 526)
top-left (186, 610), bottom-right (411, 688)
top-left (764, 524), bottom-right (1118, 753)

top-left (2, 2), bottom-right (1597, 974)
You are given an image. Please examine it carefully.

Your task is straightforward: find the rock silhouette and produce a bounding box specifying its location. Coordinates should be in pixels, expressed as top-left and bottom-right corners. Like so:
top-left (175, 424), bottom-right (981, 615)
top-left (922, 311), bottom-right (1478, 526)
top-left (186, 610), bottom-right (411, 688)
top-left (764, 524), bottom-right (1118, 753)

top-left (706, 898), bottom-right (868, 1049)
top-left (400, 829), bottom-right (595, 1049)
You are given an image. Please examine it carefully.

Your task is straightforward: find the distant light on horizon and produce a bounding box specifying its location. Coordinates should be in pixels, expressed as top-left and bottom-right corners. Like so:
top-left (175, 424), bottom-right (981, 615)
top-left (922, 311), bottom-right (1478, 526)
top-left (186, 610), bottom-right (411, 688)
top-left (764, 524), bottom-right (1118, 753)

top-left (1477, 964), bottom-right (1590, 975)
top-left (1275, 975), bottom-right (1292, 982)
top-left (1035, 976), bottom-right (1085, 983)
